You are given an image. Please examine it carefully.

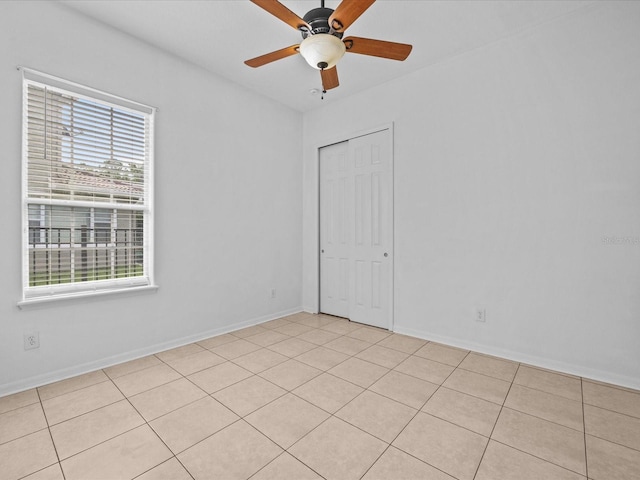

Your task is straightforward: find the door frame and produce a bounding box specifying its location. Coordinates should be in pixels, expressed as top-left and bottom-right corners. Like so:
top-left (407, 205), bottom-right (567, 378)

top-left (316, 122), bottom-right (394, 331)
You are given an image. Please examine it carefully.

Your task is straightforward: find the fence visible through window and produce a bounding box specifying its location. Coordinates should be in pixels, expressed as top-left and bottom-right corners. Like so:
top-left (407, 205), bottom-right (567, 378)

top-left (28, 224), bottom-right (143, 286)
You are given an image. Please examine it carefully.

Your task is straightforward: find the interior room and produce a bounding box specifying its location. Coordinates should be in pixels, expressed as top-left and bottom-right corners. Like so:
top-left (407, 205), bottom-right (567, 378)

top-left (1, 1), bottom-right (639, 479)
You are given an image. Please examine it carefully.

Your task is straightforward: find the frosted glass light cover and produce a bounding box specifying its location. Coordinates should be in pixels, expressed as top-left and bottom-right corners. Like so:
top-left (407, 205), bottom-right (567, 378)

top-left (299, 34), bottom-right (346, 70)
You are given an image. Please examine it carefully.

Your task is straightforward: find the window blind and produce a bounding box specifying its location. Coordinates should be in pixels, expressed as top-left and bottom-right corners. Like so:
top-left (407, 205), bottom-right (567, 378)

top-left (21, 69), bottom-right (155, 301)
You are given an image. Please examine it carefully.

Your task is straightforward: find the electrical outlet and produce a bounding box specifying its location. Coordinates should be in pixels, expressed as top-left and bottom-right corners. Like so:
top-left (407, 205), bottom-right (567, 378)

top-left (270, 288), bottom-right (277, 299)
top-left (475, 309), bottom-right (486, 323)
top-left (24, 332), bottom-right (40, 350)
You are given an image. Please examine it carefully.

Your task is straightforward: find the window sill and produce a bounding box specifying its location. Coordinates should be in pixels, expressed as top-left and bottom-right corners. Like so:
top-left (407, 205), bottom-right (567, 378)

top-left (17, 284), bottom-right (159, 309)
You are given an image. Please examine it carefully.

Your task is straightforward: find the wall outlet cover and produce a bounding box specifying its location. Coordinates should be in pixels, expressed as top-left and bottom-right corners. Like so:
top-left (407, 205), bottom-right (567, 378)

top-left (24, 332), bottom-right (40, 350)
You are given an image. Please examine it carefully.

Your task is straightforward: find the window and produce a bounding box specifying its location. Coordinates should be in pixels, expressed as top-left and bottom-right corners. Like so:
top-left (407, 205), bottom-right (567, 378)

top-left (20, 68), bottom-right (155, 304)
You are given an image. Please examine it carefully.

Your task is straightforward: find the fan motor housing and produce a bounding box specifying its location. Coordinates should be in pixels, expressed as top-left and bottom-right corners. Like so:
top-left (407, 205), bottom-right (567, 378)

top-left (301, 7), bottom-right (343, 39)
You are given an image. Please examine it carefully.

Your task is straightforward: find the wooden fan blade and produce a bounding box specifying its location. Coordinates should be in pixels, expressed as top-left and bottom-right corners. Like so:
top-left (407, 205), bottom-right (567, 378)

top-left (245, 45), bottom-right (300, 68)
top-left (329, 0), bottom-right (376, 33)
top-left (343, 36), bottom-right (412, 61)
top-left (250, 0), bottom-right (310, 31)
top-left (321, 66), bottom-right (339, 91)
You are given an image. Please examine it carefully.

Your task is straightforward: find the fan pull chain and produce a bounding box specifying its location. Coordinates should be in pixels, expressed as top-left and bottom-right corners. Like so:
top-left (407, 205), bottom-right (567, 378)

top-left (321, 65), bottom-right (327, 100)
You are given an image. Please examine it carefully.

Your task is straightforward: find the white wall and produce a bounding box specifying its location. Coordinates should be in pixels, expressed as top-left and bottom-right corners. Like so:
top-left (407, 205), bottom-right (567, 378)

top-left (0, 1), bottom-right (303, 396)
top-left (303, 1), bottom-right (640, 389)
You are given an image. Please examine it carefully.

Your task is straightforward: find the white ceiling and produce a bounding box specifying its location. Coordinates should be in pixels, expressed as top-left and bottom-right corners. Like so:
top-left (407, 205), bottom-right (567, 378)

top-left (60, 0), bottom-right (594, 112)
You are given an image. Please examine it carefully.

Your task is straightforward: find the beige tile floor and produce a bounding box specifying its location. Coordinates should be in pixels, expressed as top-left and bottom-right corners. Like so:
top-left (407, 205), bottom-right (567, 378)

top-left (1, 312), bottom-right (640, 480)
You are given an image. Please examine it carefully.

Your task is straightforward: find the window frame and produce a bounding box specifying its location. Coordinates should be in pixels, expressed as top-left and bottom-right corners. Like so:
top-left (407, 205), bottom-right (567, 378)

top-left (19, 68), bottom-right (157, 306)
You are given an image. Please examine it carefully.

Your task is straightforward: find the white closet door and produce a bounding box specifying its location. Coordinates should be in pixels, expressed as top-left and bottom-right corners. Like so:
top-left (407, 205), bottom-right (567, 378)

top-left (319, 141), bottom-right (350, 318)
top-left (320, 129), bottom-right (392, 329)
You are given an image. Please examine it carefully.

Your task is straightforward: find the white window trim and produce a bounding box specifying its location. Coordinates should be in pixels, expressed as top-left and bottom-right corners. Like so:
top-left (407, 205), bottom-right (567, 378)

top-left (18, 67), bottom-right (157, 307)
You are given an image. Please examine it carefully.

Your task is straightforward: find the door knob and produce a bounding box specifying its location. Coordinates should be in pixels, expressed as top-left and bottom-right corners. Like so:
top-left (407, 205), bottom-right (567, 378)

top-left (321, 249), bottom-right (325, 253)
top-left (384, 252), bottom-right (388, 257)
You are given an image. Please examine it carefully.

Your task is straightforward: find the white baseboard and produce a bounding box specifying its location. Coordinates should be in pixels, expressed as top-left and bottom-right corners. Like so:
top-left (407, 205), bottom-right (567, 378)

top-left (0, 306), bottom-right (303, 398)
top-left (393, 325), bottom-right (640, 392)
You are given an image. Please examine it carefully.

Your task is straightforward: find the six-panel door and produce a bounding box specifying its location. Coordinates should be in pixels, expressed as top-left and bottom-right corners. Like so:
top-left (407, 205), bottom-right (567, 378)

top-left (319, 129), bottom-right (392, 329)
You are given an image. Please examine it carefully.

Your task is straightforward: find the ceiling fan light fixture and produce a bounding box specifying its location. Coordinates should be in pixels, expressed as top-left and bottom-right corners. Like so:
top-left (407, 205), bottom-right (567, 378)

top-left (299, 33), bottom-right (346, 70)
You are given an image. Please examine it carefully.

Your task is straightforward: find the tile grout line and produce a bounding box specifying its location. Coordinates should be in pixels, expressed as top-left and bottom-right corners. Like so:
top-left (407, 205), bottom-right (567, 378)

top-left (37, 384), bottom-right (128, 433)
top-left (495, 385), bottom-right (588, 436)
top-left (225, 323), bottom-right (391, 398)
top-left (508, 381), bottom-right (584, 404)
top-left (111, 360), bottom-right (200, 480)
top-left (37, 386), bottom-right (67, 480)
top-left (581, 398), bottom-right (640, 424)
top-left (37, 376), bottom-right (112, 404)
top-left (128, 316), bottom-right (350, 477)
top-left (11, 315), bottom-right (639, 479)
top-left (244, 407), bottom-right (327, 477)
top-left (272, 383), bottom-right (369, 477)
top-left (360, 347), bottom-right (474, 480)
top-left (471, 360), bottom-right (520, 480)
top-left (47, 363), bottom-right (190, 479)
top-left (474, 364), bottom-right (589, 479)
top-left (240, 328), bottom-right (530, 479)
top-left (486, 437), bottom-right (591, 479)
top-left (393, 347), bottom-right (482, 476)
top-left (234, 335), bottom-right (336, 479)
top-left (581, 377), bottom-right (590, 480)
top-left (246, 450), bottom-right (327, 480)
top-left (200, 320), bottom-right (520, 422)
top-left (39, 379), bottom-right (137, 463)
top-left (237, 321), bottom-right (416, 479)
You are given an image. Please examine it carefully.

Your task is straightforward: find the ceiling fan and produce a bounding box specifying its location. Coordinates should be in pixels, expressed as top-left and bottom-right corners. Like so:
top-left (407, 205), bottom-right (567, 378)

top-left (245, 0), bottom-right (413, 94)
